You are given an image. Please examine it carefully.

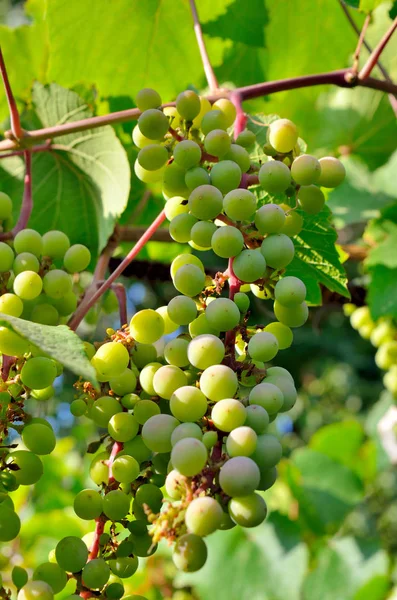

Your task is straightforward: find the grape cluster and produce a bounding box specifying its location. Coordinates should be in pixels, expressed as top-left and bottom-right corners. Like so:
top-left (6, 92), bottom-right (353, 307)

top-left (1, 88), bottom-right (346, 600)
top-left (345, 303), bottom-right (397, 396)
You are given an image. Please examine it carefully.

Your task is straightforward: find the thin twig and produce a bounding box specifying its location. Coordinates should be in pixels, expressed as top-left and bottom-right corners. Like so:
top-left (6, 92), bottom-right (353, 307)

top-left (359, 17), bottom-right (397, 80)
top-left (68, 210), bottom-right (167, 330)
top-left (119, 226), bottom-right (172, 242)
top-left (0, 142), bottom-right (51, 160)
top-left (13, 151), bottom-right (32, 234)
top-left (0, 47), bottom-right (23, 140)
top-left (111, 283), bottom-right (128, 326)
top-left (189, 0), bottom-right (219, 92)
top-left (352, 14), bottom-right (371, 74)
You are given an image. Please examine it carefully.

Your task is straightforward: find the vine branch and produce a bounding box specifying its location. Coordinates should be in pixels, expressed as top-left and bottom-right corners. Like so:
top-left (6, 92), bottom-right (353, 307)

top-left (359, 16), bottom-right (397, 80)
top-left (0, 47), bottom-right (23, 140)
top-left (189, 0), bottom-right (219, 92)
top-left (352, 14), bottom-right (371, 74)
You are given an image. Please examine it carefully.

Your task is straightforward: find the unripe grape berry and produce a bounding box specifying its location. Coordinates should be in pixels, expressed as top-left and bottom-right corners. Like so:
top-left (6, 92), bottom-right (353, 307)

top-left (201, 110), bottom-right (228, 134)
top-left (291, 154), bottom-right (321, 185)
top-left (164, 196), bottom-right (189, 221)
top-left (200, 365), bottom-right (238, 401)
top-left (204, 129), bottom-right (231, 157)
top-left (21, 357), bottom-right (57, 389)
top-left (235, 129), bottom-right (256, 147)
top-left (82, 558), bottom-right (110, 589)
top-left (22, 423), bottom-right (56, 455)
top-left (297, 185), bottom-right (325, 214)
top-left (13, 252), bottom-right (40, 274)
top-left (213, 98), bottom-right (237, 127)
top-left (188, 184), bottom-right (223, 221)
top-left (191, 220), bottom-right (217, 249)
top-left (91, 396), bottom-right (122, 428)
top-left (211, 399), bottom-right (247, 432)
top-left (170, 386), bottom-right (208, 422)
top-left (0, 506), bottom-right (20, 541)
top-left (42, 231), bottom-right (70, 260)
top-left (174, 263), bottom-right (205, 297)
top-left (32, 562), bottom-right (67, 593)
top-left (259, 160), bottom-right (291, 194)
top-left (108, 412), bottom-right (139, 442)
top-left (136, 88), bottom-right (162, 111)
top-left (278, 204), bottom-right (303, 237)
top-left (260, 234), bottom-right (295, 269)
top-left (63, 244), bottom-right (91, 272)
top-left (248, 331), bottom-right (279, 362)
top-left (318, 157), bottom-right (346, 188)
top-left (134, 160), bottom-right (165, 183)
top-left (264, 322), bottom-right (293, 349)
top-left (171, 438), bottom-right (207, 476)
top-left (176, 90), bottom-right (201, 121)
top-left (14, 270), bottom-right (43, 300)
top-left (173, 533), bottom-right (208, 572)
top-left (274, 276), bottom-right (306, 306)
top-left (255, 203), bottom-right (286, 234)
top-left (249, 382), bottom-right (284, 414)
top-left (173, 140), bottom-right (201, 169)
top-left (232, 249), bottom-right (266, 283)
top-left (0, 293), bottom-right (23, 317)
top-left (228, 492), bottom-right (267, 527)
top-left (274, 300), bottom-right (309, 328)
top-left (18, 582), bottom-right (54, 600)
top-left (12, 566), bottom-right (28, 589)
top-left (130, 309), bottom-right (165, 344)
top-left (211, 225), bottom-right (244, 259)
top-left (185, 496), bottom-right (223, 536)
top-left (138, 109), bottom-right (169, 140)
top-left (210, 160), bottom-right (242, 194)
top-left (224, 144), bottom-right (251, 172)
top-left (74, 489), bottom-right (103, 520)
top-left (0, 242), bottom-right (14, 272)
top-left (268, 119), bottom-right (298, 154)
top-left (0, 192), bottom-right (12, 220)
top-left (103, 490), bottom-right (130, 521)
top-left (0, 327), bottom-right (29, 357)
top-left (142, 414), bottom-right (179, 453)
top-left (187, 334), bottom-right (225, 370)
top-left (185, 166), bottom-right (211, 190)
top-left (205, 298), bottom-right (240, 332)
top-left (171, 422), bottom-right (203, 446)
top-left (219, 456), bottom-right (260, 496)
top-left (226, 426), bottom-right (257, 457)
top-left (223, 189), bottom-right (257, 221)
top-left (14, 229), bottom-right (43, 257)
top-left (55, 536), bottom-right (89, 573)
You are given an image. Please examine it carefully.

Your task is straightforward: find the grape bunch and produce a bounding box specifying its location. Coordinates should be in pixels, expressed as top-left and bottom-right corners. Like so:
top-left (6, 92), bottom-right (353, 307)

top-left (345, 303), bottom-right (397, 396)
top-left (0, 87), bottom-right (346, 600)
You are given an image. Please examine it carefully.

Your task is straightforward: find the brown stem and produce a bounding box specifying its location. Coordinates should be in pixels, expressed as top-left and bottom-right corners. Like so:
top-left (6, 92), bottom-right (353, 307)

top-left (111, 283), bottom-right (128, 327)
top-left (0, 47), bottom-right (23, 140)
top-left (359, 17), bottom-right (397, 80)
top-left (1, 355), bottom-right (16, 382)
top-left (230, 91), bottom-right (247, 139)
top-left (189, 0), bottom-right (219, 92)
top-left (224, 258), bottom-right (242, 361)
top-left (352, 14), bottom-right (371, 74)
top-left (0, 142), bottom-right (51, 160)
top-left (13, 151), bottom-right (32, 234)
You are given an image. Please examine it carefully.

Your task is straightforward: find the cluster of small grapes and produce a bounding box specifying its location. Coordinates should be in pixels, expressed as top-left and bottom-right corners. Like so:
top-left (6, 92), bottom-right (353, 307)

top-left (345, 303), bottom-right (397, 397)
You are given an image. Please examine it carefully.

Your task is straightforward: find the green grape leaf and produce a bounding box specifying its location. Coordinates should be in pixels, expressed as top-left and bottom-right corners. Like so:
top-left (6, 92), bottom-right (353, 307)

top-left (365, 221), bottom-right (397, 269)
top-left (180, 512), bottom-right (308, 600)
top-left (344, 0), bottom-right (360, 7)
top-left (284, 206), bottom-right (350, 305)
top-left (0, 313), bottom-right (97, 386)
top-left (310, 421), bottom-right (365, 472)
top-left (367, 265), bottom-right (397, 319)
top-left (0, 83), bottom-right (130, 256)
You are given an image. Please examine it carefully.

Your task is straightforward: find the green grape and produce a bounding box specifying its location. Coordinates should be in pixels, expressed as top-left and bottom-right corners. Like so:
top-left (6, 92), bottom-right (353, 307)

top-left (12, 566), bottom-right (28, 589)
top-left (234, 291), bottom-right (250, 313)
top-left (70, 398), bottom-right (87, 417)
top-left (274, 300), bottom-right (308, 328)
top-left (112, 455), bottom-right (140, 483)
top-left (63, 244), bottom-right (91, 273)
top-left (202, 430), bottom-right (218, 449)
top-left (0, 191), bottom-right (12, 220)
top-left (173, 533), bottom-right (208, 572)
top-left (106, 583), bottom-right (124, 599)
top-left (92, 342), bottom-right (130, 380)
top-left (134, 483), bottom-right (163, 514)
top-left (297, 183), bottom-right (325, 215)
top-left (187, 333), bottom-right (225, 370)
top-left (73, 489), bottom-right (103, 520)
top-left (108, 412), bottom-right (139, 442)
top-left (171, 422), bottom-right (203, 446)
top-left (252, 433), bottom-right (282, 471)
top-left (0, 241), bottom-right (14, 272)
top-left (163, 162), bottom-right (190, 198)
top-left (266, 364), bottom-right (295, 382)
top-left (13, 252), bottom-right (40, 275)
top-left (138, 144), bottom-right (168, 171)
top-left (213, 98), bottom-right (236, 127)
top-left (0, 491), bottom-right (14, 510)
top-left (51, 291), bottom-right (78, 316)
top-left (82, 558), bottom-right (110, 589)
top-left (138, 109), bottom-right (169, 139)
top-left (108, 557), bottom-right (138, 579)
top-left (33, 562), bottom-right (67, 593)
top-left (275, 276), bottom-right (306, 306)
top-left (264, 322), bottom-right (293, 349)
top-left (268, 119), bottom-right (298, 154)
top-left (134, 399), bottom-right (160, 424)
top-left (31, 303), bottom-right (59, 325)
top-left (260, 233), bottom-right (295, 269)
top-left (164, 337), bottom-right (190, 367)
top-left (109, 369), bottom-right (137, 396)
top-left (223, 189), bottom-right (256, 221)
top-left (235, 129), bottom-right (256, 147)
top-left (121, 393), bottom-right (140, 409)
top-left (0, 506), bottom-right (20, 541)
top-left (224, 144), bottom-right (251, 172)
top-left (219, 456), bottom-right (260, 496)
top-left (174, 264), bottom-right (205, 297)
top-left (0, 292), bottom-right (23, 317)
top-left (89, 452), bottom-right (110, 486)
top-left (14, 270), bottom-right (43, 300)
top-left (185, 166), bottom-right (211, 191)
top-left (211, 399), bottom-right (246, 432)
top-left (200, 365), bottom-right (238, 402)
top-left (211, 225), bottom-right (244, 259)
top-left (171, 253), bottom-right (204, 278)
top-left (350, 306), bottom-right (372, 330)
top-left (14, 229), bottom-right (43, 257)
top-left (171, 438), bottom-right (207, 477)
top-left (132, 125), bottom-right (158, 149)
top-left (291, 154), bottom-right (321, 185)
top-left (42, 269), bottom-right (72, 299)
top-left (191, 96), bottom-right (211, 128)
top-left (165, 469), bottom-right (185, 499)
top-left (134, 160), bottom-right (165, 183)
top-left (232, 249), bottom-right (266, 283)
top-left (176, 90), bottom-right (201, 120)
top-left (189, 312), bottom-right (220, 337)
top-left (18, 582), bottom-right (54, 600)
top-left (164, 105), bottom-right (182, 129)
top-left (258, 466), bottom-right (278, 491)
top-left (201, 110), bottom-right (228, 134)
top-left (22, 423), bottom-right (56, 455)
top-left (245, 404), bottom-right (269, 434)
top-left (1, 470), bottom-right (18, 491)
top-left (131, 343), bottom-right (157, 368)
top-left (247, 331), bottom-right (278, 362)
top-left (170, 386), bottom-right (208, 422)
top-left (205, 298), bottom-right (240, 332)
top-left (318, 157), bottom-right (346, 188)
top-left (371, 321), bottom-right (396, 347)
top-left (91, 396), bottom-right (122, 428)
top-left (259, 160), bottom-right (291, 194)
top-left (210, 160), bottom-right (242, 194)
top-left (139, 362), bottom-right (162, 395)
top-left (142, 414), bottom-right (179, 453)
top-left (136, 88), bottom-right (162, 111)
top-left (153, 365), bottom-right (187, 399)
top-left (185, 496), bottom-right (223, 537)
top-left (375, 341), bottom-right (397, 370)
top-left (191, 220), bottom-right (217, 249)
top-left (103, 489), bottom-right (130, 521)
top-left (21, 357), bottom-right (57, 389)
top-left (278, 204), bottom-right (303, 237)
top-left (228, 493), bottom-right (267, 527)
top-left (174, 140), bottom-right (202, 169)
top-left (204, 129), bottom-right (231, 157)
top-left (55, 535), bottom-right (89, 572)
top-left (249, 382), bottom-right (284, 414)
top-left (7, 450), bottom-right (43, 485)
top-left (226, 426), bottom-right (257, 457)
top-left (188, 184), bottom-right (223, 221)
top-left (255, 204), bottom-right (286, 234)
top-left (164, 196), bottom-right (189, 221)
top-left (42, 230), bottom-right (70, 260)
top-left (156, 305), bottom-right (179, 334)
top-left (169, 213), bottom-right (196, 243)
